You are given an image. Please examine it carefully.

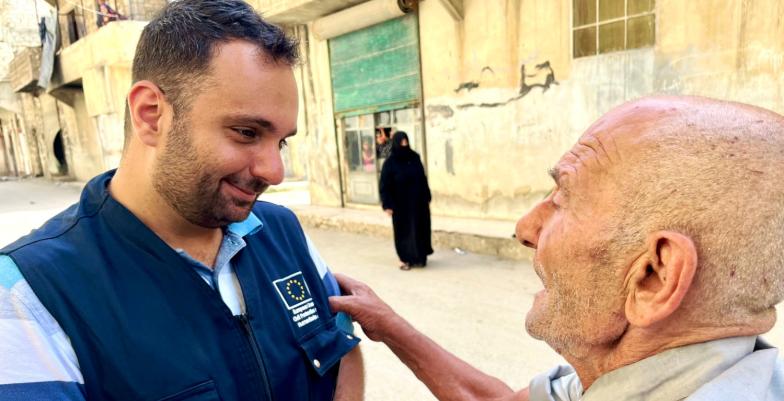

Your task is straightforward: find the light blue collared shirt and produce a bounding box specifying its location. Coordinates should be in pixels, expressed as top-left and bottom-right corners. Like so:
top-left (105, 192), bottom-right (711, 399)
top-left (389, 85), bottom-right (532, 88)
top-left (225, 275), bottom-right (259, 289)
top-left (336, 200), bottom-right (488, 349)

top-left (529, 336), bottom-right (784, 401)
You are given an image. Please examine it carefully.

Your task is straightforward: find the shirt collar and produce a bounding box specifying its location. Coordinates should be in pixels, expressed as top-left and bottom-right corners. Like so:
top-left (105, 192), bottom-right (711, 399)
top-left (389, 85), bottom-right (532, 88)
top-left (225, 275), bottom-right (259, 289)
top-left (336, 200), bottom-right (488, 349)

top-left (583, 336), bottom-right (757, 401)
top-left (227, 211), bottom-right (263, 237)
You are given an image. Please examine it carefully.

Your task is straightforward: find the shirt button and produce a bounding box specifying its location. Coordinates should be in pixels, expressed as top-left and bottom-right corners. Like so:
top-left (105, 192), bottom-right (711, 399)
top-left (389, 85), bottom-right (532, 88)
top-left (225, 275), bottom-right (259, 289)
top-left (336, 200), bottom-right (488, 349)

top-left (313, 359), bottom-right (321, 368)
top-left (346, 334), bottom-right (354, 340)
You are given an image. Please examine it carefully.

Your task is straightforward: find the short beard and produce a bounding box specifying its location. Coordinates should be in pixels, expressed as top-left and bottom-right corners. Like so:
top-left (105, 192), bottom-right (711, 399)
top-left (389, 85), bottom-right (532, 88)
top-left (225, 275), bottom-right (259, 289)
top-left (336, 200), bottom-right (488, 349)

top-left (525, 243), bottom-right (628, 354)
top-left (152, 114), bottom-right (260, 228)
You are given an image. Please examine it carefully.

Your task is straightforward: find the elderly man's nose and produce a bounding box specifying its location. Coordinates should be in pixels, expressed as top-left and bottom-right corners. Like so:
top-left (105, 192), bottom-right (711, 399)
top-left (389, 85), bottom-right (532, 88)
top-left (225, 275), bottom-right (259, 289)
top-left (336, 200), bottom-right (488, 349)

top-left (515, 210), bottom-right (541, 249)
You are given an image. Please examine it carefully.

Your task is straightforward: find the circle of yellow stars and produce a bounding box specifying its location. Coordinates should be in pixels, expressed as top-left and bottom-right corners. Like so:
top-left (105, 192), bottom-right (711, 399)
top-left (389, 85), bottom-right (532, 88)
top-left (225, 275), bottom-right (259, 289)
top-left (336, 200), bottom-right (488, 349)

top-left (286, 279), bottom-right (306, 301)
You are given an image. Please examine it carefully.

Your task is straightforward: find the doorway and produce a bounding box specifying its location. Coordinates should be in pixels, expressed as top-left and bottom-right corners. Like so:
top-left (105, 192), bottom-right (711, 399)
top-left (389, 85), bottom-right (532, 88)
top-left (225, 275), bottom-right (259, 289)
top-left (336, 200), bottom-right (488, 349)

top-left (340, 107), bottom-right (424, 205)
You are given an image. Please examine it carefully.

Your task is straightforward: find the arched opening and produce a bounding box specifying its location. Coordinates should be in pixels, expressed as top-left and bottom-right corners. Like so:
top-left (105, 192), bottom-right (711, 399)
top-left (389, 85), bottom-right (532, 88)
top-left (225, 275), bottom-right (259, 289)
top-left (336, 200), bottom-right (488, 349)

top-left (53, 130), bottom-right (68, 174)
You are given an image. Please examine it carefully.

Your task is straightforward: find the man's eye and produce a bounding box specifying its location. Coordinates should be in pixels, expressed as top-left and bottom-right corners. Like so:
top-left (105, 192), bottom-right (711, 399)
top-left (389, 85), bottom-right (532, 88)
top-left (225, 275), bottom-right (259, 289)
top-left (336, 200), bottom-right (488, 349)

top-left (234, 128), bottom-right (256, 138)
top-left (279, 139), bottom-right (288, 150)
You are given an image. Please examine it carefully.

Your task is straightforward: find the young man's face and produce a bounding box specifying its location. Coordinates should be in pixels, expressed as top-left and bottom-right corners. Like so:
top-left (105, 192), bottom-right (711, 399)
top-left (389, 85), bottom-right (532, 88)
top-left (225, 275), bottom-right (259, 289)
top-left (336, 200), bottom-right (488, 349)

top-left (152, 40), bottom-right (298, 228)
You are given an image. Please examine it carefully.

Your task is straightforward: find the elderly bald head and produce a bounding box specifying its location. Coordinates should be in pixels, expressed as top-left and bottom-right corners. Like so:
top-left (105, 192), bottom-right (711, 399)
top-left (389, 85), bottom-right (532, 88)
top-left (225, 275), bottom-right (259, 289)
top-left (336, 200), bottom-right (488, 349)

top-left (598, 96), bottom-right (784, 328)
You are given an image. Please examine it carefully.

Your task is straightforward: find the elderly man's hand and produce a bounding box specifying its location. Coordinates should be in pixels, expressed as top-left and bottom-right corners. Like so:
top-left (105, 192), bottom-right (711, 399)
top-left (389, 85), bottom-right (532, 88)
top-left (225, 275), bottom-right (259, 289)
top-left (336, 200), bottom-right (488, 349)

top-left (329, 273), bottom-right (401, 342)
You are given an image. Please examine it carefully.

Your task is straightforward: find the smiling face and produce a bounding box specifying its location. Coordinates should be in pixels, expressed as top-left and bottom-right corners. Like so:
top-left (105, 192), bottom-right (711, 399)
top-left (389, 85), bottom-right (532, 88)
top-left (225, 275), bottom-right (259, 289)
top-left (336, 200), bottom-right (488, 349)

top-left (152, 40), bottom-right (298, 228)
top-left (513, 107), bottom-right (660, 353)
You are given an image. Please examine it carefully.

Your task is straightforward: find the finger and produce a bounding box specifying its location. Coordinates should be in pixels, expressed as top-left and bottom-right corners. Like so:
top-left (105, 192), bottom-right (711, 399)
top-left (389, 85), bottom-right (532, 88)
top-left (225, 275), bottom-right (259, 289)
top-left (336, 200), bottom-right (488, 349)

top-left (333, 273), bottom-right (361, 294)
top-left (328, 295), bottom-right (353, 314)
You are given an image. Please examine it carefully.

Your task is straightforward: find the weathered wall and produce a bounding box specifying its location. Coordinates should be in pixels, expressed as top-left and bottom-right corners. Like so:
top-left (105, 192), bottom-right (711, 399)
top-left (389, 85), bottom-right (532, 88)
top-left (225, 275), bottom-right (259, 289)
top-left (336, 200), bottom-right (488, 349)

top-left (417, 0), bottom-right (784, 220)
top-left (295, 24), bottom-right (343, 206)
top-left (48, 20), bottom-right (146, 180)
top-left (127, 0), bottom-right (167, 20)
top-left (56, 0), bottom-right (166, 42)
top-left (61, 89), bottom-right (105, 181)
top-left (252, 0), bottom-right (784, 220)
top-left (0, 0), bottom-right (57, 177)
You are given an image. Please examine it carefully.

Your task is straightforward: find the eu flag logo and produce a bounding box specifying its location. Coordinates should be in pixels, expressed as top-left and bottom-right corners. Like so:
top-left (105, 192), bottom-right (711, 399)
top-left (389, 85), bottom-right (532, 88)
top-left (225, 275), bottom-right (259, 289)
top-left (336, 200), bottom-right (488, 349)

top-left (273, 271), bottom-right (313, 310)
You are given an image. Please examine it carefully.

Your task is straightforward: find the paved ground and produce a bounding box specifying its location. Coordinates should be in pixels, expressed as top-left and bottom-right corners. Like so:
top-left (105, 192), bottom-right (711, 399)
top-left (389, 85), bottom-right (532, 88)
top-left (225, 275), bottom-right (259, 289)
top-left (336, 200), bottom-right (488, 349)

top-left (2, 178), bottom-right (784, 400)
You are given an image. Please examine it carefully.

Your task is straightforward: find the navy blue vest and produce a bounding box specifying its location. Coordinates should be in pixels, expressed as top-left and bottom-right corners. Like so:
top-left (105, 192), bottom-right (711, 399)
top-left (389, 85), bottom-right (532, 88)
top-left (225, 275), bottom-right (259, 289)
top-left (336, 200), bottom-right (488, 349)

top-left (1, 171), bottom-right (359, 401)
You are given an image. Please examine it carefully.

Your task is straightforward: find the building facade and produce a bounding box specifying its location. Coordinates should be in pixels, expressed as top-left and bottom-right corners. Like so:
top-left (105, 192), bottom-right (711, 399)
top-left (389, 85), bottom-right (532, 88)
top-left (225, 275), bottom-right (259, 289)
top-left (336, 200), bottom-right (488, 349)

top-left (257, 0), bottom-right (784, 221)
top-left (2, 0), bottom-right (312, 182)
top-left (0, 0), bottom-right (55, 177)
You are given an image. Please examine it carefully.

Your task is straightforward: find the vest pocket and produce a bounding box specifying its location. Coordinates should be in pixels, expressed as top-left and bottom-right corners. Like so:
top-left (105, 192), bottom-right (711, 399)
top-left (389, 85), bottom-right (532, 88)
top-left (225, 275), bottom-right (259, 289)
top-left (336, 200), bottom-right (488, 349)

top-left (298, 318), bottom-right (361, 377)
top-left (156, 380), bottom-right (221, 401)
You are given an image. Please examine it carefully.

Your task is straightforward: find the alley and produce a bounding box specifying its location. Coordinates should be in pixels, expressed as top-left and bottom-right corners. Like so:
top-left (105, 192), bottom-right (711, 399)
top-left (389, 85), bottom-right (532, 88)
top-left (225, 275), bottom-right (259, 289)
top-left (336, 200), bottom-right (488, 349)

top-left (2, 179), bottom-right (784, 400)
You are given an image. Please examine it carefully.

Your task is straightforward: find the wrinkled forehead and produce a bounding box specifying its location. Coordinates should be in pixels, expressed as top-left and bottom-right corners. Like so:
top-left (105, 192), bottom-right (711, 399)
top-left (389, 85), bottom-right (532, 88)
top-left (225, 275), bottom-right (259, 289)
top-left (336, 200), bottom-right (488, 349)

top-left (551, 98), bottom-right (690, 196)
top-left (583, 98), bottom-right (685, 145)
top-left (564, 98), bottom-right (688, 165)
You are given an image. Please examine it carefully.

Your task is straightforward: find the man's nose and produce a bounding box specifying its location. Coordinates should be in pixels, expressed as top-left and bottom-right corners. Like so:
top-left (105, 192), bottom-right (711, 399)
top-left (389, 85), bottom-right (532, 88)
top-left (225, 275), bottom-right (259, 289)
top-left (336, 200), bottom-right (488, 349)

top-left (515, 205), bottom-right (544, 249)
top-left (250, 144), bottom-right (285, 186)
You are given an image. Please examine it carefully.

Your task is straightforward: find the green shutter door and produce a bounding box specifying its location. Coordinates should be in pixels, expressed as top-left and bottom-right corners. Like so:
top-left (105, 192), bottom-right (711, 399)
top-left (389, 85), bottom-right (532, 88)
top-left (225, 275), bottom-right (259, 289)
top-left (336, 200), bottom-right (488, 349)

top-left (329, 13), bottom-right (421, 116)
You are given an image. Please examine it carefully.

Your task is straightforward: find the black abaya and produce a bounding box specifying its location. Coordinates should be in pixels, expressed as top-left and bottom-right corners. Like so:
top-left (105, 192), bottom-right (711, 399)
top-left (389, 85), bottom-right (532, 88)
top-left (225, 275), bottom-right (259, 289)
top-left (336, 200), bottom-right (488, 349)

top-left (379, 133), bottom-right (433, 266)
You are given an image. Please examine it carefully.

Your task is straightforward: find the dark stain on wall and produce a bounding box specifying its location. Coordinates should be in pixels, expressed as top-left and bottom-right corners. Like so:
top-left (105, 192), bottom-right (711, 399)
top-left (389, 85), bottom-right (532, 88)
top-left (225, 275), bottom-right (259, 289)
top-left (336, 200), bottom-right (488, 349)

top-left (445, 139), bottom-right (455, 175)
top-left (519, 61), bottom-right (558, 97)
top-left (426, 105), bottom-right (455, 118)
top-left (454, 81), bottom-right (480, 93)
top-left (454, 61), bottom-right (558, 110)
top-left (453, 66), bottom-right (496, 93)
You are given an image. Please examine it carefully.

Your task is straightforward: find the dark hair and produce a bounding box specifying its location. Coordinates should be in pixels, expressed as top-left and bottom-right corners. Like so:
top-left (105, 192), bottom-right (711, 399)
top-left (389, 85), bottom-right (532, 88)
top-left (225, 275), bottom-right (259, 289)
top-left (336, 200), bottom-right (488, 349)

top-left (131, 0), bottom-right (298, 115)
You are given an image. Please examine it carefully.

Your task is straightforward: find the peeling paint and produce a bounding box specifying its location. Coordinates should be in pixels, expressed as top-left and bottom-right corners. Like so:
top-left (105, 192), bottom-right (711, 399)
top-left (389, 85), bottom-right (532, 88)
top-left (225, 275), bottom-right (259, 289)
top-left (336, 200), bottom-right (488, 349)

top-left (426, 104), bottom-right (455, 118)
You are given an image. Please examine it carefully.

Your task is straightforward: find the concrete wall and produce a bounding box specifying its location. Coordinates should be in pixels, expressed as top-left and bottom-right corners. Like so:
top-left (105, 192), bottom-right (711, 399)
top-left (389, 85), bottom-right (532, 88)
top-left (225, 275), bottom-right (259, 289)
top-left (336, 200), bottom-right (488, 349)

top-left (18, 92), bottom-right (68, 177)
top-left (293, 25), bottom-right (343, 205)
top-left (0, 0), bottom-right (56, 177)
top-left (279, 0), bottom-right (784, 221)
top-left (421, 0), bottom-right (784, 220)
top-left (48, 20), bottom-right (146, 180)
top-left (56, 0), bottom-right (166, 40)
top-left (58, 89), bottom-right (105, 181)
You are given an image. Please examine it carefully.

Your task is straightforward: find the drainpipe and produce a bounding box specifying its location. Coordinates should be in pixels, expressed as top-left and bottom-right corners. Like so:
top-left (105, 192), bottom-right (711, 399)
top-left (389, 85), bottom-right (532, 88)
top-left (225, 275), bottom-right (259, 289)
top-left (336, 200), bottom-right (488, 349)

top-left (312, 0), bottom-right (418, 40)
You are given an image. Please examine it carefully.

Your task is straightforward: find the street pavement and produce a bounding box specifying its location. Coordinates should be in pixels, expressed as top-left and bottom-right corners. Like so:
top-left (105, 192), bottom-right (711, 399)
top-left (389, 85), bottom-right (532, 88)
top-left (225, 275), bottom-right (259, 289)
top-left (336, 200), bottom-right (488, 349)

top-left (2, 178), bottom-right (784, 400)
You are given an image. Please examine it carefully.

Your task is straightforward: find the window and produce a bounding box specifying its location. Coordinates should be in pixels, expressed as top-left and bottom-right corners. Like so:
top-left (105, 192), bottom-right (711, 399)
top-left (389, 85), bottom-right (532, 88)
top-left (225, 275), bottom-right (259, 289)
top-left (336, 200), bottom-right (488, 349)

top-left (573, 0), bottom-right (655, 58)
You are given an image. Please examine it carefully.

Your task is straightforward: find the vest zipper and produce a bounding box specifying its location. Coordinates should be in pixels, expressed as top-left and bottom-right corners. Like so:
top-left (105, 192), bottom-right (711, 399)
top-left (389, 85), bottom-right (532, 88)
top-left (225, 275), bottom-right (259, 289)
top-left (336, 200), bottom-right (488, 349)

top-left (237, 313), bottom-right (274, 401)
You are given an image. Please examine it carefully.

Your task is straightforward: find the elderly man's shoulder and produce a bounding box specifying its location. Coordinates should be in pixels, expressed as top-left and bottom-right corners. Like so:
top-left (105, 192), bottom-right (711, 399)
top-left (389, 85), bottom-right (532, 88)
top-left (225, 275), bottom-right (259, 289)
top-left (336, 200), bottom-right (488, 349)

top-left (527, 338), bottom-right (784, 401)
top-left (687, 338), bottom-right (784, 401)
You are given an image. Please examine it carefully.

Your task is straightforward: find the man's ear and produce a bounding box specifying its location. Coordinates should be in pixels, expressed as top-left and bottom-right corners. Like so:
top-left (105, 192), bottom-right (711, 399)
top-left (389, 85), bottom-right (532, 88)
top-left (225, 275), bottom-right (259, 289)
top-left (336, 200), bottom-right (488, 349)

top-left (127, 80), bottom-right (168, 147)
top-left (624, 231), bottom-right (697, 327)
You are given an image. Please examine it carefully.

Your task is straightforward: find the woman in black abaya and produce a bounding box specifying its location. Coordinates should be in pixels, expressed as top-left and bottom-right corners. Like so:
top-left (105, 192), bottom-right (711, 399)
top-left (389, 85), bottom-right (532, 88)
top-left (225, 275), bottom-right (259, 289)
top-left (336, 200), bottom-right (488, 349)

top-left (379, 131), bottom-right (433, 270)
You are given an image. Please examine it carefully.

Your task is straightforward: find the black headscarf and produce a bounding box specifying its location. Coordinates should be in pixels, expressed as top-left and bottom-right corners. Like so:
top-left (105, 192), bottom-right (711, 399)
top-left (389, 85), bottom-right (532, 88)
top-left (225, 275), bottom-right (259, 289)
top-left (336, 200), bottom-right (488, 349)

top-left (390, 131), bottom-right (416, 160)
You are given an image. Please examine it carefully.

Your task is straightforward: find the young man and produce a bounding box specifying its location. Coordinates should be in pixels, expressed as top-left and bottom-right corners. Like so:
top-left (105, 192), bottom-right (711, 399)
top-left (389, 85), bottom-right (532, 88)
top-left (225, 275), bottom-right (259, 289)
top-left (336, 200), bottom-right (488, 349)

top-left (0, 1), bottom-right (363, 400)
top-left (332, 96), bottom-right (784, 401)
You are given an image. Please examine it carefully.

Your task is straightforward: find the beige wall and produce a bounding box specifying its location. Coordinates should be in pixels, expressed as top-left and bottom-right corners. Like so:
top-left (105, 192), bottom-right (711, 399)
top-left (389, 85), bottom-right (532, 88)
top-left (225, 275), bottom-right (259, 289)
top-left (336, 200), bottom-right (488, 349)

top-left (294, 25), bottom-right (343, 206)
top-left (0, 0), bottom-right (56, 178)
top-left (48, 20), bottom-right (146, 180)
top-left (63, 89), bottom-right (105, 181)
top-left (285, 0), bottom-right (784, 220)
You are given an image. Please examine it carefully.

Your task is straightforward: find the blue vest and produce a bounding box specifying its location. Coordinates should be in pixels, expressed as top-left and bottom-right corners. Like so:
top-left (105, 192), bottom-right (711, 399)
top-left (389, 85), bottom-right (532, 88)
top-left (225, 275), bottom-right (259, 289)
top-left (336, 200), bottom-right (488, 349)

top-left (1, 171), bottom-right (359, 401)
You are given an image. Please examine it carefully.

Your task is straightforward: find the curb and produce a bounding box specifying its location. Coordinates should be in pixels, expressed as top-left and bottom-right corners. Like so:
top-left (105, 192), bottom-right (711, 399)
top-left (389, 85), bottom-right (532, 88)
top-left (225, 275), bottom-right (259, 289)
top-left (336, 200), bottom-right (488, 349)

top-left (293, 209), bottom-right (532, 261)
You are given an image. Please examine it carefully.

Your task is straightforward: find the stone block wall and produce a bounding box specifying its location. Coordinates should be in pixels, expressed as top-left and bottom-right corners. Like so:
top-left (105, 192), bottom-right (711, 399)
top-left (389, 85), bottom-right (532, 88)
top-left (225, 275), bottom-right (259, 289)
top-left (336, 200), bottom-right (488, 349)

top-left (0, 0), bottom-right (49, 78)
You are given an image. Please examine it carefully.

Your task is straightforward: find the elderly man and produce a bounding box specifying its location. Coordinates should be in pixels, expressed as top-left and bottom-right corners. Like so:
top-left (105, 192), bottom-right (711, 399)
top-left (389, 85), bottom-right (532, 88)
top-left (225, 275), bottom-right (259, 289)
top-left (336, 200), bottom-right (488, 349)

top-left (0, 1), bottom-right (362, 400)
top-left (330, 96), bottom-right (784, 400)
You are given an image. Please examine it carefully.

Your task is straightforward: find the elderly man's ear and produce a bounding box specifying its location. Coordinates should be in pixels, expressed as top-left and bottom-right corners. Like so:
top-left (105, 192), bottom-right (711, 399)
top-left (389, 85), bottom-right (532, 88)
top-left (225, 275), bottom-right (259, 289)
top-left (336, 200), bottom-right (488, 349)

top-left (624, 231), bottom-right (698, 327)
top-left (127, 80), bottom-right (168, 147)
